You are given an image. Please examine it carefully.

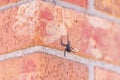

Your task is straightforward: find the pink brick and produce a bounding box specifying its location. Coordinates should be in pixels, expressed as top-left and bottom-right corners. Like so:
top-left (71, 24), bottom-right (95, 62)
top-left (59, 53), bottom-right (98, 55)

top-left (95, 67), bottom-right (120, 80)
top-left (0, 53), bottom-right (88, 80)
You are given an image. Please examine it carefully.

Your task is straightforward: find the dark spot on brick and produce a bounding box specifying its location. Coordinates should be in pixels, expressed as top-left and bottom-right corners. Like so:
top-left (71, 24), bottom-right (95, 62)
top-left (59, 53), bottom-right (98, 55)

top-left (10, 75), bottom-right (12, 78)
top-left (75, 20), bottom-right (78, 23)
top-left (48, 71), bottom-right (50, 74)
top-left (57, 24), bottom-right (60, 27)
top-left (39, 76), bottom-right (44, 80)
top-left (66, 71), bottom-right (68, 74)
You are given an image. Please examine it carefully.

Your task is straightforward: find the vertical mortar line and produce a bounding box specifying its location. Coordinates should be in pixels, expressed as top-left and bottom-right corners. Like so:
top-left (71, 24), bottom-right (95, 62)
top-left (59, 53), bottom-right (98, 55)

top-left (88, 64), bottom-right (94, 80)
top-left (88, 0), bottom-right (94, 11)
top-left (86, 0), bottom-right (96, 16)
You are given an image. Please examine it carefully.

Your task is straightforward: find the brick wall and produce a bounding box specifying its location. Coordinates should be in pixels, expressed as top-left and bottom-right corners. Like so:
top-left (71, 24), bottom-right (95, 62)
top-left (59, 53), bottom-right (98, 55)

top-left (0, 0), bottom-right (120, 80)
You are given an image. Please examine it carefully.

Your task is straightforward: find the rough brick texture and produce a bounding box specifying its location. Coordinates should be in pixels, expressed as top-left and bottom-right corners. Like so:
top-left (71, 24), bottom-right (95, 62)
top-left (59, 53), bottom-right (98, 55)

top-left (0, 7), bottom-right (34, 54)
top-left (0, 0), bottom-right (120, 80)
top-left (0, 52), bottom-right (88, 80)
top-left (61, 0), bottom-right (88, 8)
top-left (95, 0), bottom-right (120, 18)
top-left (0, 0), bottom-right (18, 6)
top-left (95, 67), bottom-right (120, 80)
top-left (1, 0), bottom-right (120, 66)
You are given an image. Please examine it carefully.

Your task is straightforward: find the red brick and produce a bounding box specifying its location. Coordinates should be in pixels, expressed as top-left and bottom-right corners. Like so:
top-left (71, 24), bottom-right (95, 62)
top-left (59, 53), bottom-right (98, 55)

top-left (95, 0), bottom-right (120, 18)
top-left (1, 0), bottom-right (120, 66)
top-left (95, 67), bottom-right (120, 80)
top-left (60, 0), bottom-right (88, 8)
top-left (0, 0), bottom-right (18, 6)
top-left (0, 52), bottom-right (88, 80)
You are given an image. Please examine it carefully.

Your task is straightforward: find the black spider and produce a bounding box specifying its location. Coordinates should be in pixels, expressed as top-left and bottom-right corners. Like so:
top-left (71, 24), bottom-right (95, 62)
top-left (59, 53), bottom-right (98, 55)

top-left (61, 33), bottom-right (75, 56)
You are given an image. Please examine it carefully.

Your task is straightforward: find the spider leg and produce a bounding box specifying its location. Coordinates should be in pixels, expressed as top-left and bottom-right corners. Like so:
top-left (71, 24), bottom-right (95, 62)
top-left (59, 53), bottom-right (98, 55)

top-left (70, 47), bottom-right (78, 53)
top-left (64, 48), bottom-right (67, 57)
top-left (67, 32), bottom-right (69, 42)
top-left (61, 37), bottom-right (67, 46)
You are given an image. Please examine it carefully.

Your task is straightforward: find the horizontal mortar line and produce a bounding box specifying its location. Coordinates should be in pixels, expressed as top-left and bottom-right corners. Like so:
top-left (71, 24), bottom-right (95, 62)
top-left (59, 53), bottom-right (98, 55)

top-left (0, 46), bottom-right (120, 74)
top-left (55, 0), bottom-right (120, 24)
top-left (0, 0), bottom-right (34, 11)
top-left (42, 0), bottom-right (54, 2)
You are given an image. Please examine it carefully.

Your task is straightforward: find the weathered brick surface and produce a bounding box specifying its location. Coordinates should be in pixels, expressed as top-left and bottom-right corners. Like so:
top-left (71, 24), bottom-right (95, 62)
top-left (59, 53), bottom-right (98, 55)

top-left (0, 7), bottom-right (34, 54)
top-left (0, 0), bottom-right (18, 6)
top-left (0, 0), bottom-right (120, 66)
top-left (95, 0), bottom-right (120, 18)
top-left (0, 53), bottom-right (88, 80)
top-left (60, 0), bottom-right (88, 8)
top-left (95, 67), bottom-right (120, 80)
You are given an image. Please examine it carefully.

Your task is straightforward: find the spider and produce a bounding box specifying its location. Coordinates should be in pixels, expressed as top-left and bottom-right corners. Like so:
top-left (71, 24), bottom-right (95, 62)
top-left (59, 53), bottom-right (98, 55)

top-left (61, 33), bottom-right (77, 56)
